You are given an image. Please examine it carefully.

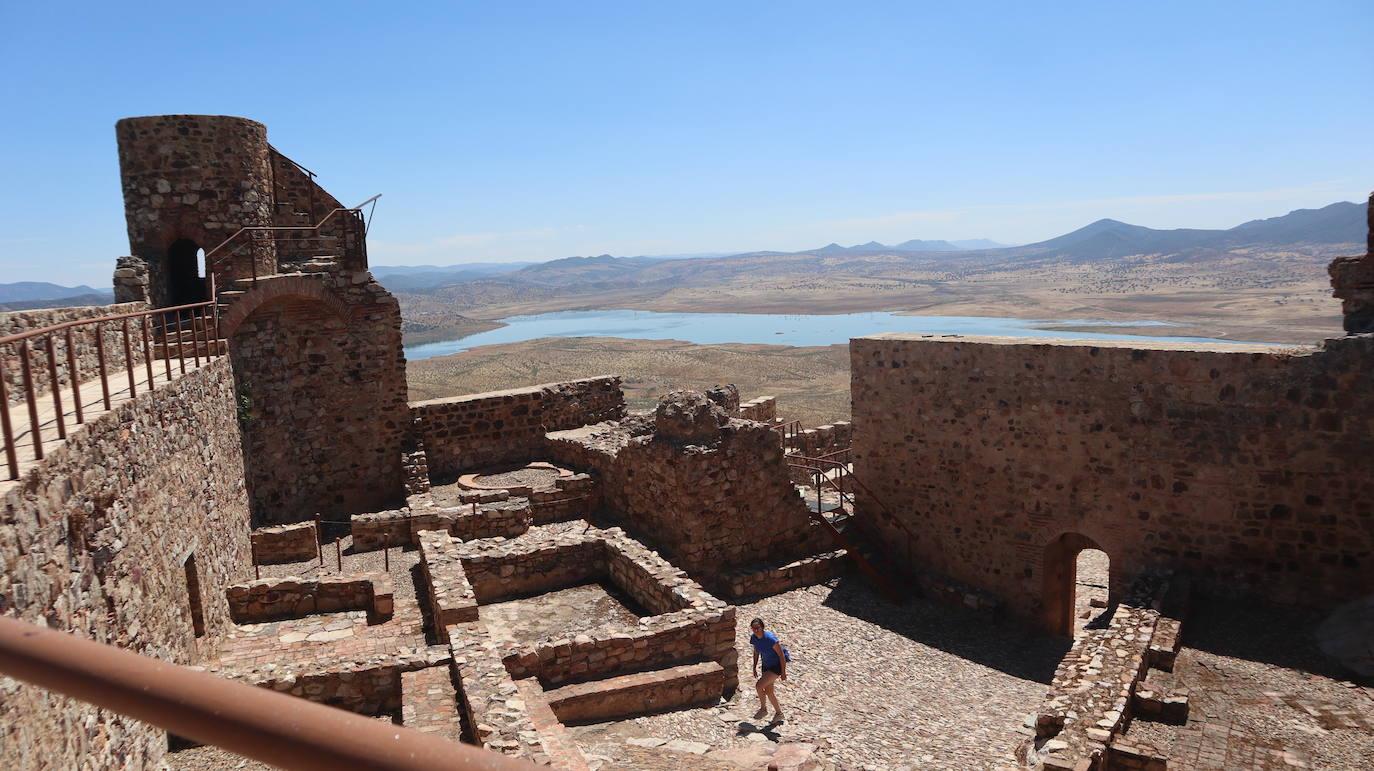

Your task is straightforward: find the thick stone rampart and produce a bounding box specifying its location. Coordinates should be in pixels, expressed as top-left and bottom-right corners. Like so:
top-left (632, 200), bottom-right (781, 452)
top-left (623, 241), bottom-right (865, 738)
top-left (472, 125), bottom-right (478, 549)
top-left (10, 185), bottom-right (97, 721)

top-left (2, 302), bottom-right (150, 405)
top-left (411, 377), bottom-right (624, 478)
top-left (226, 272), bottom-right (408, 524)
top-left (0, 357), bottom-right (251, 769)
top-left (850, 333), bottom-right (1374, 630)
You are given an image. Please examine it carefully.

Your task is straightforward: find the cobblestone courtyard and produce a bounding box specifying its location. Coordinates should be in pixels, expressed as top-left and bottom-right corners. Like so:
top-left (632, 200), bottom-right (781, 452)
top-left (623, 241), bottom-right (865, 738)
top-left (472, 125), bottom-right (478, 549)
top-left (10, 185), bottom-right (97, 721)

top-left (571, 577), bottom-right (1069, 770)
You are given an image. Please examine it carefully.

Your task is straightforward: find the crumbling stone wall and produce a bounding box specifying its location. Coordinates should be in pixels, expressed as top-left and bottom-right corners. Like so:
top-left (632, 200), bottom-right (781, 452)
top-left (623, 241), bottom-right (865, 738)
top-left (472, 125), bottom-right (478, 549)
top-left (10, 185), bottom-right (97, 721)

top-left (0, 357), bottom-right (252, 769)
top-left (412, 376), bottom-right (624, 478)
top-left (785, 420), bottom-right (852, 457)
top-left (250, 520), bottom-right (318, 564)
top-left (226, 273), bottom-right (408, 525)
top-left (225, 573), bottom-right (393, 624)
top-left (850, 333), bottom-right (1374, 630)
top-left (1, 302), bottom-right (149, 405)
top-left (547, 392), bottom-right (828, 590)
top-left (740, 395), bottom-right (777, 423)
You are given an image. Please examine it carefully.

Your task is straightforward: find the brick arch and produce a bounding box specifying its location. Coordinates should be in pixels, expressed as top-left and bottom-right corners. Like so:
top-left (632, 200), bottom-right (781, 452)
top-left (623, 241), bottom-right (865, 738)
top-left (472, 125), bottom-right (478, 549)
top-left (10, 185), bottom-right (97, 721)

top-left (219, 276), bottom-right (353, 339)
top-left (1041, 531), bottom-right (1108, 636)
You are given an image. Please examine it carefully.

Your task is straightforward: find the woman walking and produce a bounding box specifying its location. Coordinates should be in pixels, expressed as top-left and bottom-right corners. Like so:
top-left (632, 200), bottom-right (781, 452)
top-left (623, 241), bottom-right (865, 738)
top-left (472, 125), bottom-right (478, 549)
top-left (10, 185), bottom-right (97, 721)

top-left (748, 617), bottom-right (787, 724)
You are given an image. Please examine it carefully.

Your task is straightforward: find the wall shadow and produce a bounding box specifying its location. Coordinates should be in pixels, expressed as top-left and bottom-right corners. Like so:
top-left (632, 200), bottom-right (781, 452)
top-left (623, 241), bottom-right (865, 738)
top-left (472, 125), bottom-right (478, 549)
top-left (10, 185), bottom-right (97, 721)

top-left (1180, 591), bottom-right (1349, 679)
top-left (819, 575), bottom-right (1069, 684)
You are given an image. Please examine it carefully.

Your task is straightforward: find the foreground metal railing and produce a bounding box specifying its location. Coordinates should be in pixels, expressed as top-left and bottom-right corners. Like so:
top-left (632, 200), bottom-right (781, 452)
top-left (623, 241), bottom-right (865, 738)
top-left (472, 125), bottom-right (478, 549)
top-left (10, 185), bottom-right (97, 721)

top-left (1, 293), bottom-right (222, 480)
top-left (0, 615), bottom-right (535, 770)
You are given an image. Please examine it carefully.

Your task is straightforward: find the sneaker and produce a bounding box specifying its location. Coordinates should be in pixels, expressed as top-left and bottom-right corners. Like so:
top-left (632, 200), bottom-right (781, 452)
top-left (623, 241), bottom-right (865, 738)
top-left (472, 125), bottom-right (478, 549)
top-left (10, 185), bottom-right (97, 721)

top-left (772, 711), bottom-right (785, 724)
top-left (753, 707), bottom-right (768, 720)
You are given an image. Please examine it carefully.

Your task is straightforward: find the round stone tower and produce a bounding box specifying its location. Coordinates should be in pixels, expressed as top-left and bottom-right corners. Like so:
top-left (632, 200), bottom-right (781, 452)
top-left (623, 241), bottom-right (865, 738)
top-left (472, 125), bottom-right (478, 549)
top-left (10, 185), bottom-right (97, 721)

top-left (115, 115), bottom-right (277, 306)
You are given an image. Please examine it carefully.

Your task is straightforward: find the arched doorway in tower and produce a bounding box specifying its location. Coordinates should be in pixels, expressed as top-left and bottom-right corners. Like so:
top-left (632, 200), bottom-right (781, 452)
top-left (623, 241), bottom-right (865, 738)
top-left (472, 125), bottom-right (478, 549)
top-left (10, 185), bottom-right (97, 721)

top-left (1042, 532), bottom-right (1112, 636)
top-left (166, 238), bottom-right (209, 306)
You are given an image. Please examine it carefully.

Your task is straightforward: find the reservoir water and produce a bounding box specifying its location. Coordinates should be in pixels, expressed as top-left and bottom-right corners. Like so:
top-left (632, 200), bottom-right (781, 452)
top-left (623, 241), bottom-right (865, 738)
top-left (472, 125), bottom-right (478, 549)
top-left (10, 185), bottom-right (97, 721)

top-left (404, 310), bottom-right (1266, 361)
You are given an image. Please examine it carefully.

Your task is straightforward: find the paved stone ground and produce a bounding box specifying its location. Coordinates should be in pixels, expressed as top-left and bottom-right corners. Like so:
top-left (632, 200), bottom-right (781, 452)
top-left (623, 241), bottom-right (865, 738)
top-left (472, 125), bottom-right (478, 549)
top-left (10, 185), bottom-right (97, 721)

top-left (482, 582), bottom-right (649, 648)
top-left (570, 577), bottom-right (1068, 770)
top-left (212, 596), bottom-right (429, 674)
top-left (256, 532), bottom-right (425, 603)
top-left (1121, 598), bottom-right (1374, 770)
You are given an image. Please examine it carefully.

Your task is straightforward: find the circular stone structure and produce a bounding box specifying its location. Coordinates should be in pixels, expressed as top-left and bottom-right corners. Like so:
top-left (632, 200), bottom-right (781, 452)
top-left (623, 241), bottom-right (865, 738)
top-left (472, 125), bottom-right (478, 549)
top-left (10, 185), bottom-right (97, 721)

top-left (456, 461), bottom-right (573, 497)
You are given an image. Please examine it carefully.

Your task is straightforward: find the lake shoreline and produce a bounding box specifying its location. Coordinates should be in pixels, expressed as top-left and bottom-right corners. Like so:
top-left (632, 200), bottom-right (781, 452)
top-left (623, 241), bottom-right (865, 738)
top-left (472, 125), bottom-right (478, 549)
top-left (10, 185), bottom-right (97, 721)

top-left (402, 309), bottom-right (1289, 361)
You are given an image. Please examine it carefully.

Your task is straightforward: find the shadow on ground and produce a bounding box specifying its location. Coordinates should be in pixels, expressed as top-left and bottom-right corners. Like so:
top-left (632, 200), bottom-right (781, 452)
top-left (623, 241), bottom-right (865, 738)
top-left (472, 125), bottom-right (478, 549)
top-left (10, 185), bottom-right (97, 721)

top-left (1181, 593), bottom-right (1354, 679)
top-left (819, 575), bottom-right (1069, 684)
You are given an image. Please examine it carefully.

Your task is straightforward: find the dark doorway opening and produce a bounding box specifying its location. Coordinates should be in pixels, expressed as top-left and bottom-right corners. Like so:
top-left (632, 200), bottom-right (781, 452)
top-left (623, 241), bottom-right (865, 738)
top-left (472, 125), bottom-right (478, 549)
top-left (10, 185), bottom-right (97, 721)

top-left (166, 238), bottom-right (208, 306)
top-left (1042, 532), bottom-right (1113, 636)
top-left (183, 553), bottom-right (205, 638)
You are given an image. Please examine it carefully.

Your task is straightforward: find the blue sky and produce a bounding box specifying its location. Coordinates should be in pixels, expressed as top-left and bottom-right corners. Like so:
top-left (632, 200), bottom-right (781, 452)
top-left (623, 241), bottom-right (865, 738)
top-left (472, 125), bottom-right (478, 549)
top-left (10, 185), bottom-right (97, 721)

top-left (1, 1), bottom-right (1370, 286)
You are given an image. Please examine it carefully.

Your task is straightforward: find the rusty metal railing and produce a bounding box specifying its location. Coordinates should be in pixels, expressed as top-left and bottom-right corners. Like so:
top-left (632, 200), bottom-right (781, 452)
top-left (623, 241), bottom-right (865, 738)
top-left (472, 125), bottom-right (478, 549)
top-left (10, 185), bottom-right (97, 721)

top-left (771, 419), bottom-right (803, 444)
top-left (0, 614), bottom-right (536, 770)
top-left (786, 450), bottom-right (916, 568)
top-left (1, 292), bottom-right (221, 480)
top-left (204, 195), bottom-right (381, 286)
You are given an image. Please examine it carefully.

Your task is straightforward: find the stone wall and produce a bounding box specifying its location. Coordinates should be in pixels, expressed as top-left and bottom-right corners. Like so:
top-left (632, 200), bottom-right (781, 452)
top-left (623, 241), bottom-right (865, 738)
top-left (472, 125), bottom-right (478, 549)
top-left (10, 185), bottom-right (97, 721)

top-left (418, 530), bottom-right (478, 639)
top-left (850, 333), bottom-right (1374, 630)
top-left (447, 620), bottom-right (565, 763)
top-left (546, 394), bottom-right (830, 591)
top-left (1023, 569), bottom-right (1187, 770)
top-left (250, 520), bottom-right (317, 564)
top-left (740, 395), bottom-right (777, 423)
top-left (1328, 192), bottom-right (1374, 333)
top-left (224, 573), bottom-right (393, 624)
top-left (1, 302), bottom-right (149, 405)
top-left (351, 498), bottom-right (533, 552)
top-left (225, 273), bottom-right (409, 525)
top-left (400, 664), bottom-right (465, 741)
top-left (412, 377), bottom-right (625, 478)
top-left (0, 357), bottom-right (252, 769)
top-left (268, 149), bottom-right (368, 274)
top-left (544, 661), bottom-right (725, 724)
top-left (785, 420), bottom-right (852, 457)
top-left (458, 534), bottom-right (606, 604)
top-left (211, 645), bottom-right (450, 718)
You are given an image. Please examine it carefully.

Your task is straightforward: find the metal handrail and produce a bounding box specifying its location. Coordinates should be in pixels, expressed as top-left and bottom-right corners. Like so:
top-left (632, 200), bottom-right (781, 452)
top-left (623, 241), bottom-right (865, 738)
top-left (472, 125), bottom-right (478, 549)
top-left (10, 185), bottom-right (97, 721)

top-left (1, 293), bottom-right (221, 480)
top-left (786, 451), bottom-right (917, 565)
top-left (202, 195), bottom-right (381, 287)
top-left (0, 614), bottom-right (536, 770)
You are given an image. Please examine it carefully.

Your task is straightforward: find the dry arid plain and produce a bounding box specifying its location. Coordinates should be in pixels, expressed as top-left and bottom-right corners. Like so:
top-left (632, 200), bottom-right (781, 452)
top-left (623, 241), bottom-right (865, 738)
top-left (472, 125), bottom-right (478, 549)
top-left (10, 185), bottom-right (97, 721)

top-left (402, 242), bottom-right (1352, 422)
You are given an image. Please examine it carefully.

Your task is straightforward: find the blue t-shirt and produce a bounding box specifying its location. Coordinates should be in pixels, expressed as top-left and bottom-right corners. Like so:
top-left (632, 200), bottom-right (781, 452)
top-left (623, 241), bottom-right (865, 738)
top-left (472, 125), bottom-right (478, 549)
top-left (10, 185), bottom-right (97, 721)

top-left (750, 630), bottom-right (782, 668)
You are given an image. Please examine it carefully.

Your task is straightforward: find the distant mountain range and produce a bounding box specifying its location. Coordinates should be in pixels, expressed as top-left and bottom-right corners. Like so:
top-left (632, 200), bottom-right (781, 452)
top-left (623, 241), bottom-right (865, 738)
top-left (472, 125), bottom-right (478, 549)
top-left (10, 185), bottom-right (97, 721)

top-left (1022, 201), bottom-right (1364, 260)
top-left (380, 200), bottom-right (1365, 306)
top-left (0, 282), bottom-right (115, 311)
top-left (0, 281), bottom-right (112, 304)
top-left (806, 238), bottom-right (1012, 254)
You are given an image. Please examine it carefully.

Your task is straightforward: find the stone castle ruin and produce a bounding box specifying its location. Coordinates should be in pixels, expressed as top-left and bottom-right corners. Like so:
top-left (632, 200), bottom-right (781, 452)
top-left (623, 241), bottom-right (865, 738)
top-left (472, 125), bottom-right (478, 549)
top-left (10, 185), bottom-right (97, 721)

top-left (0, 116), bottom-right (1370, 770)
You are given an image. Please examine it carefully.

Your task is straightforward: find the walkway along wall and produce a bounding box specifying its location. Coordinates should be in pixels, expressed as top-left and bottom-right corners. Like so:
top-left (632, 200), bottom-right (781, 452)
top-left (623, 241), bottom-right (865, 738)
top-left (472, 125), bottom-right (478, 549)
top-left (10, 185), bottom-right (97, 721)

top-left (850, 333), bottom-right (1374, 633)
top-left (0, 357), bottom-right (252, 769)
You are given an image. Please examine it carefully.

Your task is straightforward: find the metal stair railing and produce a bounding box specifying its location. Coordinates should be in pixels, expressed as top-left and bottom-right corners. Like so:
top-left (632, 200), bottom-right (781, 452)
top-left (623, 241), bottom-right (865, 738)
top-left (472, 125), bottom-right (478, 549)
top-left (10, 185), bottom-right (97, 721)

top-left (786, 449), bottom-right (919, 572)
top-left (203, 194), bottom-right (381, 286)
